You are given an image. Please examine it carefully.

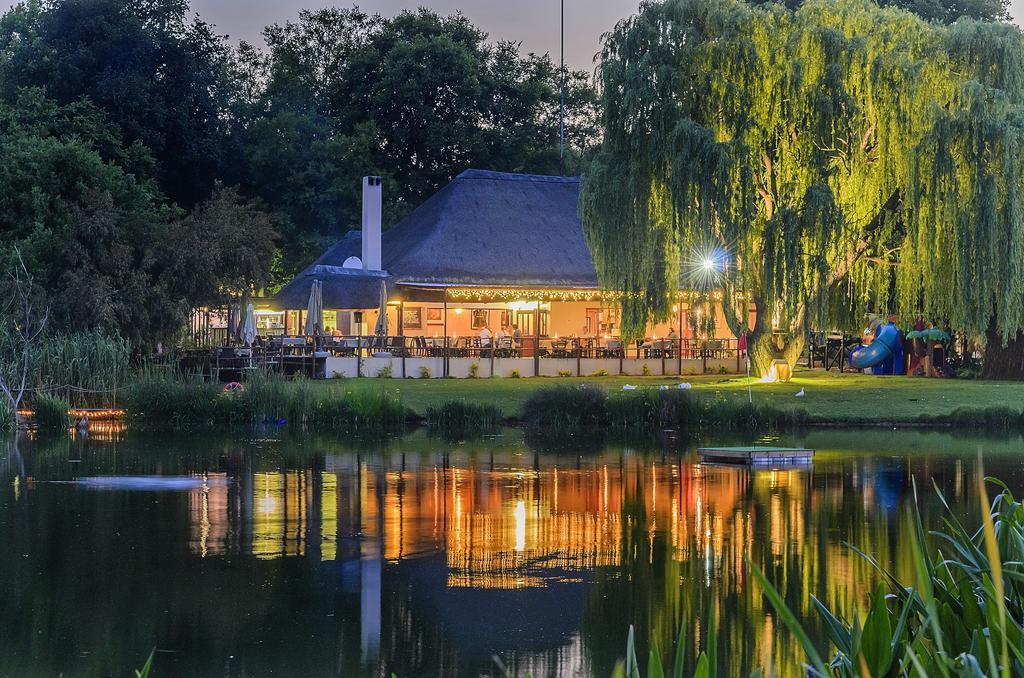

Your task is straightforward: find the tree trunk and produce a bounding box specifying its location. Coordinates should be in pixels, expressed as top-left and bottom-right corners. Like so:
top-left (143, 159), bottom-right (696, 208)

top-left (749, 307), bottom-right (802, 376)
top-left (748, 327), bottom-right (805, 376)
top-left (981, 326), bottom-right (1024, 379)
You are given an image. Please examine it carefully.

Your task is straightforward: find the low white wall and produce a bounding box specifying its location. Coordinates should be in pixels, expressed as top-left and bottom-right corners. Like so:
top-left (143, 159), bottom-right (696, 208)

top-left (322, 355), bottom-right (743, 378)
top-left (325, 356), bottom-right (359, 379)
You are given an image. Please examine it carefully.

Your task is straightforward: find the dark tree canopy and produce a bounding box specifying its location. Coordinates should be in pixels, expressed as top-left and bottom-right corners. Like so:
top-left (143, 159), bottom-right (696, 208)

top-left (0, 92), bottom-right (274, 345)
top-left (0, 0), bottom-right (598, 345)
top-left (0, 0), bottom-right (240, 207)
top-left (240, 7), bottom-right (599, 281)
top-left (581, 0), bottom-right (1024, 373)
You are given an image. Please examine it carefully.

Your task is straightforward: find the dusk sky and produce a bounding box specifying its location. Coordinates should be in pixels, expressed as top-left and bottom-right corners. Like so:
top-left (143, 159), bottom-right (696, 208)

top-left (2, 0), bottom-right (1022, 69)
top-left (188, 0), bottom-right (641, 70)
top-left (185, 0), bottom-right (1024, 70)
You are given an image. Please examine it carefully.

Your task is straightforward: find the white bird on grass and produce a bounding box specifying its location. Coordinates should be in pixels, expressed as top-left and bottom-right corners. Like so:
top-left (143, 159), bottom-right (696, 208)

top-left (623, 384), bottom-right (638, 390)
top-left (795, 388), bottom-right (806, 397)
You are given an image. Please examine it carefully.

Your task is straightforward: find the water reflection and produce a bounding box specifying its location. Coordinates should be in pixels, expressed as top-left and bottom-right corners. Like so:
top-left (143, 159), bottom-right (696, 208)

top-left (0, 429), bottom-right (1021, 676)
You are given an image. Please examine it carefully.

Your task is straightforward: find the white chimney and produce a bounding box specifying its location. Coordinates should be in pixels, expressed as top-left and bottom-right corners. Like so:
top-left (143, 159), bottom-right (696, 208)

top-left (361, 176), bottom-right (382, 271)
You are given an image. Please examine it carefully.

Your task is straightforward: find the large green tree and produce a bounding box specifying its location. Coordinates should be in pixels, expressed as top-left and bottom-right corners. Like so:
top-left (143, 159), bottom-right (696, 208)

top-left (581, 0), bottom-right (1024, 375)
top-left (240, 7), bottom-right (599, 279)
top-left (0, 92), bottom-right (274, 346)
top-left (0, 0), bottom-right (240, 207)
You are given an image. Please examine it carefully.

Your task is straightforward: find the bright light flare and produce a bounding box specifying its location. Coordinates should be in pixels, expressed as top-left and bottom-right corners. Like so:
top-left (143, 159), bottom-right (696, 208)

top-left (684, 245), bottom-right (730, 290)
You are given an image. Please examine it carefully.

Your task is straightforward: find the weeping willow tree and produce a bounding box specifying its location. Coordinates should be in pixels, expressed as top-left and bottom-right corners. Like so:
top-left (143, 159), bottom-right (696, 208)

top-left (581, 0), bottom-right (1024, 376)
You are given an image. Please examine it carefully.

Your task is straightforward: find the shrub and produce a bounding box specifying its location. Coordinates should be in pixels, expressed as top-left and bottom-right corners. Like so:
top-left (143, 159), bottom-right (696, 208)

top-left (419, 366), bottom-right (431, 379)
top-left (33, 393), bottom-right (71, 431)
top-left (376, 364), bottom-right (393, 379)
top-left (557, 369), bottom-right (573, 377)
top-left (425, 400), bottom-right (503, 438)
top-left (945, 405), bottom-right (1022, 429)
top-left (468, 363), bottom-right (480, 378)
top-left (507, 369), bottom-right (521, 378)
top-left (590, 369), bottom-right (609, 377)
top-left (641, 363), bottom-right (651, 376)
top-left (522, 384), bottom-right (608, 432)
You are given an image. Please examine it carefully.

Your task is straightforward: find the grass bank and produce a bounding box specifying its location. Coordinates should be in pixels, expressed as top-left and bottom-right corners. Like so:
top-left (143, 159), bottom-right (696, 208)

top-left (377, 370), bottom-right (1024, 426)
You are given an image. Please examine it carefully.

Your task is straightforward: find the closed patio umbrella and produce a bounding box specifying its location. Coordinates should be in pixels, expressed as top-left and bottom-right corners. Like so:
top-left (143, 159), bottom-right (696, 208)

top-left (304, 280), bottom-right (323, 336)
top-left (374, 280), bottom-right (389, 336)
top-left (242, 303), bottom-right (256, 346)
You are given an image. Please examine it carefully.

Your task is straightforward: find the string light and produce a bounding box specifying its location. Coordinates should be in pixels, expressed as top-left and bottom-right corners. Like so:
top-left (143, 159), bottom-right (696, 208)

top-left (442, 287), bottom-right (749, 303)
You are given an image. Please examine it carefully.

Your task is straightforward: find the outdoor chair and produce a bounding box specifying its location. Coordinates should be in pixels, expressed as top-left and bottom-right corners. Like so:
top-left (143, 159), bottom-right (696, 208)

top-left (604, 339), bottom-right (624, 358)
top-left (497, 337), bottom-right (515, 357)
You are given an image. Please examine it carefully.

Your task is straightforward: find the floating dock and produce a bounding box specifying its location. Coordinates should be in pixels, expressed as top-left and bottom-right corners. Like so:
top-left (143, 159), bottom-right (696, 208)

top-left (698, 446), bottom-right (814, 465)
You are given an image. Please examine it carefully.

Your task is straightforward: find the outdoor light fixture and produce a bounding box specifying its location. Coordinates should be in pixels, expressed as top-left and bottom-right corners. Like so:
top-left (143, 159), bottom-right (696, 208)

top-left (683, 244), bottom-right (730, 290)
top-left (454, 308), bottom-right (464, 315)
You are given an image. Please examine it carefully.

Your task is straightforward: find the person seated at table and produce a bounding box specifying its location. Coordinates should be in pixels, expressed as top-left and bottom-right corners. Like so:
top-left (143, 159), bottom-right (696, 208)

top-left (495, 325), bottom-right (509, 341)
top-left (331, 326), bottom-right (343, 336)
top-left (512, 324), bottom-right (523, 345)
top-left (666, 327), bottom-right (678, 340)
top-left (478, 325), bottom-right (492, 347)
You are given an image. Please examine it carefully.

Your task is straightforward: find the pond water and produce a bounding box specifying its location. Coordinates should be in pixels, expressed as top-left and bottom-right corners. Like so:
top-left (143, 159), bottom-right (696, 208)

top-left (2, 427), bottom-right (1023, 677)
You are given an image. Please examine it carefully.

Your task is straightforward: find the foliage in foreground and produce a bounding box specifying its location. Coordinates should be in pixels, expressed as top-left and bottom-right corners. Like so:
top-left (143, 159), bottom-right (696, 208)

top-left (125, 371), bottom-right (408, 432)
top-left (609, 474), bottom-right (1024, 677)
top-left (752, 474), bottom-right (1024, 676)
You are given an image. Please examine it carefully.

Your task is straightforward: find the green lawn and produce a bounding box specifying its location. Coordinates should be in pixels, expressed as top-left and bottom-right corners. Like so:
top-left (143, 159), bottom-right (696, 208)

top-left (335, 369), bottom-right (1021, 423)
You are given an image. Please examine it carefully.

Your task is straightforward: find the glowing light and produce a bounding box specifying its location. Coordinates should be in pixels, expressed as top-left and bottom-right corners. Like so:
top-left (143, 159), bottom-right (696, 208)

top-left (454, 308), bottom-right (464, 315)
top-left (514, 500), bottom-right (526, 552)
top-left (683, 244), bottom-right (730, 290)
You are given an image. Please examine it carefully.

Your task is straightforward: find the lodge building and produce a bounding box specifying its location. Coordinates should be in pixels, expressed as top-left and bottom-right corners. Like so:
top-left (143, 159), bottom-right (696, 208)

top-left (272, 169), bottom-right (750, 377)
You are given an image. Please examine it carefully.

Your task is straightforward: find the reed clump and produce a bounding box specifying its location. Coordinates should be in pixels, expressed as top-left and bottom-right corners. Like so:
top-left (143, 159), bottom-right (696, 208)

top-left (425, 400), bottom-right (503, 438)
top-left (27, 331), bottom-right (130, 407)
top-left (125, 370), bottom-right (407, 432)
top-left (521, 384), bottom-right (609, 432)
top-left (32, 393), bottom-right (71, 431)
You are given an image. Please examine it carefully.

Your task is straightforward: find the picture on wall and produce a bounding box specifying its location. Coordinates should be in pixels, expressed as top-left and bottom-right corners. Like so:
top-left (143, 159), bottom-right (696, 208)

top-left (426, 308), bottom-right (443, 325)
top-left (403, 307), bottom-right (423, 329)
top-left (471, 309), bottom-right (489, 330)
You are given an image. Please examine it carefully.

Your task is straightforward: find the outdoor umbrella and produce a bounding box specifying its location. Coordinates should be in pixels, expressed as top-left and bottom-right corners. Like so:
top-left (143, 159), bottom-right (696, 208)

top-left (374, 280), bottom-right (389, 336)
top-left (304, 280), bottom-right (323, 336)
top-left (242, 303), bottom-right (257, 346)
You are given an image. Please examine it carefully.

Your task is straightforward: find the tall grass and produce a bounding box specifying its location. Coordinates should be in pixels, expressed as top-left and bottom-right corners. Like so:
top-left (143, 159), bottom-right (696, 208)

top-left (752, 472), bottom-right (1024, 677)
top-left (425, 400), bottom-right (503, 439)
top-left (125, 370), bottom-right (407, 432)
top-left (33, 393), bottom-right (71, 432)
top-left (0, 330), bottom-right (131, 408)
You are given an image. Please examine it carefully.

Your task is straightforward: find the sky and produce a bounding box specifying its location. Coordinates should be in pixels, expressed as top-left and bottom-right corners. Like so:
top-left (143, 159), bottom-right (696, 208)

top-left (3, 0), bottom-right (1024, 69)
top-left (187, 0), bottom-right (642, 70)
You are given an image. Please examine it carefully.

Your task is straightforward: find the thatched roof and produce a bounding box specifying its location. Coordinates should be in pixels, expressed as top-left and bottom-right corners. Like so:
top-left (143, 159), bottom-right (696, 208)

top-left (275, 169), bottom-right (594, 309)
top-left (275, 265), bottom-right (392, 311)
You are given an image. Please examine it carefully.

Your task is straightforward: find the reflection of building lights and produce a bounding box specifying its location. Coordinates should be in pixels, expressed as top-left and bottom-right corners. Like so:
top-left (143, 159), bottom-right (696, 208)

top-left (514, 500), bottom-right (526, 552)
